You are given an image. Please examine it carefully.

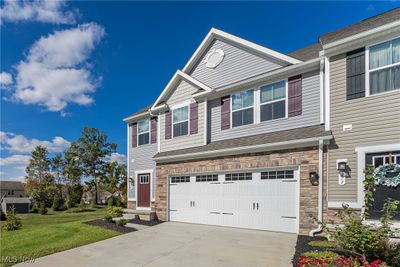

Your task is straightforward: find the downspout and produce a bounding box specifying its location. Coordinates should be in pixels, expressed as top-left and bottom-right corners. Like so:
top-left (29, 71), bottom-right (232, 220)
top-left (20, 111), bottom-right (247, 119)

top-left (309, 56), bottom-right (326, 236)
top-left (309, 139), bottom-right (324, 236)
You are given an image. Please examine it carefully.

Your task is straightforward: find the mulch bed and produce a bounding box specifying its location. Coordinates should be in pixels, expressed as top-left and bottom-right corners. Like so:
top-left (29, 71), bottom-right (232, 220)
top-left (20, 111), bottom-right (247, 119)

top-left (292, 235), bottom-right (331, 266)
top-left (127, 218), bottom-right (164, 226)
top-left (84, 219), bottom-right (137, 234)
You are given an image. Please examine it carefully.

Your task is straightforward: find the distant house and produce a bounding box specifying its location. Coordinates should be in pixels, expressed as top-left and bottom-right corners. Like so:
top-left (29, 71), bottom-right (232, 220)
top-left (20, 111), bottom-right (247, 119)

top-left (1, 197), bottom-right (31, 213)
top-left (82, 190), bottom-right (112, 204)
top-left (0, 181), bottom-right (26, 198)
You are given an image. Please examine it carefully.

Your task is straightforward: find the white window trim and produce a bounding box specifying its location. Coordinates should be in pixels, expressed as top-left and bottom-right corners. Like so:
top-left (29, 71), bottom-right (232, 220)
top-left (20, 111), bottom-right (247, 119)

top-left (230, 89), bottom-right (255, 128)
top-left (137, 118), bottom-right (150, 146)
top-left (329, 143), bottom-right (400, 209)
top-left (258, 79), bottom-right (288, 122)
top-left (171, 102), bottom-right (190, 138)
top-left (365, 36), bottom-right (400, 97)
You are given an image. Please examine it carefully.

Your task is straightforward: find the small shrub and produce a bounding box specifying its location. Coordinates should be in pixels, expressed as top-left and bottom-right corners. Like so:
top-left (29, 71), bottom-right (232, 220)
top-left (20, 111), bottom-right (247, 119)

top-left (115, 197), bottom-right (121, 207)
top-left (30, 203), bottom-right (38, 213)
top-left (117, 219), bottom-right (127, 226)
top-left (104, 214), bottom-right (113, 222)
top-left (38, 202), bottom-right (48, 215)
top-left (78, 199), bottom-right (86, 211)
top-left (1, 210), bottom-right (7, 221)
top-left (2, 208), bottom-right (22, 231)
top-left (52, 197), bottom-right (65, 211)
top-left (308, 241), bottom-right (336, 248)
top-left (106, 206), bottom-right (123, 218)
top-left (107, 197), bottom-right (114, 206)
top-left (302, 251), bottom-right (339, 259)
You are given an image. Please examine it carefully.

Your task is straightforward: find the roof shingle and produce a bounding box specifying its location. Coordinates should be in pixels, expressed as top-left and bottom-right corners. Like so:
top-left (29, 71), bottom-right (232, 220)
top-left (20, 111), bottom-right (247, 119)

top-left (154, 125), bottom-right (331, 159)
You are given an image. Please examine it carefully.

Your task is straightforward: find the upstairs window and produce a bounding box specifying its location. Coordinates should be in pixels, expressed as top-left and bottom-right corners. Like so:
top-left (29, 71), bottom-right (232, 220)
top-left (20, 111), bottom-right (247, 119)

top-left (231, 89), bottom-right (254, 127)
top-left (369, 37), bottom-right (400, 95)
top-left (137, 118), bottom-right (150, 145)
top-left (260, 80), bottom-right (286, 121)
top-left (173, 106), bottom-right (189, 137)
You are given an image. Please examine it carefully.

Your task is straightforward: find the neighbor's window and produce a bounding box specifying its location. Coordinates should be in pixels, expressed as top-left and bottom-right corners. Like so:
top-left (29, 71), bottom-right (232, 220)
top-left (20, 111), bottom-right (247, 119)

top-left (137, 118), bottom-right (150, 145)
top-left (260, 80), bottom-right (286, 121)
top-left (369, 37), bottom-right (400, 95)
top-left (173, 106), bottom-right (189, 137)
top-left (231, 89), bottom-right (254, 127)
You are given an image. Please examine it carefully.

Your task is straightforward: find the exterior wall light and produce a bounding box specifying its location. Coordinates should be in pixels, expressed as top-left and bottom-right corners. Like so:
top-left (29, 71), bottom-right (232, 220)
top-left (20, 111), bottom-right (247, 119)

top-left (309, 172), bottom-right (319, 186)
top-left (337, 159), bottom-right (348, 185)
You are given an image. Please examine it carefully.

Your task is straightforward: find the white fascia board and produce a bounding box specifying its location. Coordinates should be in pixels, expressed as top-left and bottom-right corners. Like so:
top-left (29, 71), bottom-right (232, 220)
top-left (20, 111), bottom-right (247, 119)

top-left (207, 57), bottom-right (320, 99)
top-left (123, 111), bottom-right (150, 123)
top-left (182, 28), bottom-right (302, 73)
top-left (155, 135), bottom-right (332, 163)
top-left (151, 70), bottom-right (212, 110)
top-left (322, 21), bottom-right (400, 56)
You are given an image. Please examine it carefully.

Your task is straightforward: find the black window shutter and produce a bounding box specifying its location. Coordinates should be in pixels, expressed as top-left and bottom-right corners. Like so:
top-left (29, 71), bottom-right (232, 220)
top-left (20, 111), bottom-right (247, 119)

top-left (346, 48), bottom-right (365, 100)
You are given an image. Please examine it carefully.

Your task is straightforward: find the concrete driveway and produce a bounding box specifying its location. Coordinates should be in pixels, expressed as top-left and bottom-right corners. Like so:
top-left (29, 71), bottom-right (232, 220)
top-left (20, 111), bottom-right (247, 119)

top-left (17, 222), bottom-right (297, 267)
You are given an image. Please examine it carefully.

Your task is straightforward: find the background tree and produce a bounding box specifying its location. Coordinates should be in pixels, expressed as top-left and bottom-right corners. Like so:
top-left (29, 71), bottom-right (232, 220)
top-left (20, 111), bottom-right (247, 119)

top-left (63, 143), bottom-right (83, 207)
top-left (25, 146), bottom-right (55, 213)
top-left (103, 161), bottom-right (126, 194)
top-left (73, 127), bottom-right (116, 204)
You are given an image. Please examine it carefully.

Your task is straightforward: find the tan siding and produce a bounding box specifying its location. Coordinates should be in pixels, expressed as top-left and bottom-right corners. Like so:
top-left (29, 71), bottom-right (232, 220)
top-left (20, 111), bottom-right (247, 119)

top-left (328, 54), bottom-right (400, 203)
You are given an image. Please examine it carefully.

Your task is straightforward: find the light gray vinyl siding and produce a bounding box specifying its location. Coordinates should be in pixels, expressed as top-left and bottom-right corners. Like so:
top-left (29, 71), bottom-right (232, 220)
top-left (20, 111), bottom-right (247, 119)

top-left (189, 39), bottom-right (286, 89)
top-left (209, 70), bottom-right (321, 142)
top-left (166, 80), bottom-right (196, 106)
top-left (128, 121), bottom-right (157, 200)
top-left (159, 79), bottom-right (205, 152)
top-left (328, 53), bottom-right (400, 203)
top-left (160, 101), bottom-right (205, 152)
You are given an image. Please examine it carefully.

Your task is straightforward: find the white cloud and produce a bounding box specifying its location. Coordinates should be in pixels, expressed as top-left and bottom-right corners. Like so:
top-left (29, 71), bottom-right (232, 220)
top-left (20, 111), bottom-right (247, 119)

top-left (0, 72), bottom-right (13, 88)
top-left (12, 23), bottom-right (105, 112)
top-left (0, 154), bottom-right (30, 166)
top-left (105, 153), bottom-right (126, 165)
top-left (0, 0), bottom-right (78, 25)
top-left (0, 131), bottom-right (70, 154)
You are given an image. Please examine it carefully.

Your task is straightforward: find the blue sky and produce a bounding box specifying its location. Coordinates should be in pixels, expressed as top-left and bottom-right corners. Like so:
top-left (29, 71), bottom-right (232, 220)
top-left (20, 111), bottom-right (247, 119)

top-left (0, 1), bottom-right (398, 182)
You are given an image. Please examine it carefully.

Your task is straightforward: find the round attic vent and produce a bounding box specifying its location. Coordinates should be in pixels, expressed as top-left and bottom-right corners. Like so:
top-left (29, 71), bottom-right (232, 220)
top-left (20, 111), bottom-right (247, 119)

top-left (205, 49), bottom-right (224, 68)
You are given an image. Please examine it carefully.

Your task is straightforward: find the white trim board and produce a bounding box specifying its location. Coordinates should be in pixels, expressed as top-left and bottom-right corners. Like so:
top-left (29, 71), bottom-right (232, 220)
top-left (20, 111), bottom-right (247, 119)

top-left (182, 28), bottom-right (301, 74)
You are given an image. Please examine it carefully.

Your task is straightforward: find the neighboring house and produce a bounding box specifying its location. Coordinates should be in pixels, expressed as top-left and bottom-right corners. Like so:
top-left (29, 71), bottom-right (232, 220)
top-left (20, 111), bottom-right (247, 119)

top-left (124, 8), bottom-right (400, 235)
top-left (0, 181), bottom-right (26, 199)
top-left (1, 197), bottom-right (31, 213)
top-left (82, 190), bottom-right (112, 204)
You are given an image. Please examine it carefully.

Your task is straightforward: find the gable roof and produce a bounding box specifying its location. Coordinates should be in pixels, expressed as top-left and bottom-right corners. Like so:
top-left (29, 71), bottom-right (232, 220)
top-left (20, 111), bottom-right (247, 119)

top-left (289, 43), bottom-right (322, 61)
top-left (182, 28), bottom-right (302, 74)
top-left (319, 8), bottom-right (400, 45)
top-left (1, 197), bottom-right (30, 204)
top-left (0, 181), bottom-right (25, 191)
top-left (151, 70), bottom-right (212, 110)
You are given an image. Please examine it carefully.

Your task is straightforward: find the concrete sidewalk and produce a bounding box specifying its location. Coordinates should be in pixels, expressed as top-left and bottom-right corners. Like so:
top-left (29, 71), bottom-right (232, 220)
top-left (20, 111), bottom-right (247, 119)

top-left (16, 222), bottom-right (296, 267)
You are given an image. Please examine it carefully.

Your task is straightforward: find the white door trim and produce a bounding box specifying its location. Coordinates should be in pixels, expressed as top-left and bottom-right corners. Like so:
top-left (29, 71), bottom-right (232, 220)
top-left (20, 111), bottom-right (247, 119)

top-left (135, 169), bottom-right (154, 209)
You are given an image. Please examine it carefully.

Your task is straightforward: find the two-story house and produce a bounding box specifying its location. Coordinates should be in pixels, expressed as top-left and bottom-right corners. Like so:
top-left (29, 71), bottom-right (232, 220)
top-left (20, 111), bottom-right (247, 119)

top-left (124, 8), bottom-right (400, 235)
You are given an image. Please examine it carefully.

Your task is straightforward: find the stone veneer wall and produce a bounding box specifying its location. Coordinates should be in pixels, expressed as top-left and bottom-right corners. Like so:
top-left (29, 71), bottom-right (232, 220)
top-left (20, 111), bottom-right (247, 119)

top-left (156, 146), bottom-right (328, 235)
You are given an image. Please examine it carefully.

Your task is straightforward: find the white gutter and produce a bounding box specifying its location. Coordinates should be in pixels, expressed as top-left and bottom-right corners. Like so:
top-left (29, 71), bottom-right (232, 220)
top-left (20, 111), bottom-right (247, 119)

top-left (154, 135), bottom-right (332, 163)
top-left (309, 139), bottom-right (324, 236)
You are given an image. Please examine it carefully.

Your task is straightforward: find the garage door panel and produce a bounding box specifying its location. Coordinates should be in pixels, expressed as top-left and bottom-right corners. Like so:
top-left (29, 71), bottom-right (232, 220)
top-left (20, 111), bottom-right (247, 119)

top-left (169, 169), bottom-right (299, 233)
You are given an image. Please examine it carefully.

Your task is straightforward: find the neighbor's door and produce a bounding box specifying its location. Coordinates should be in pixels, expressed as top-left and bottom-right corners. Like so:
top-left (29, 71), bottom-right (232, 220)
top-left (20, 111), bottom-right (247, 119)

top-left (137, 173), bottom-right (150, 208)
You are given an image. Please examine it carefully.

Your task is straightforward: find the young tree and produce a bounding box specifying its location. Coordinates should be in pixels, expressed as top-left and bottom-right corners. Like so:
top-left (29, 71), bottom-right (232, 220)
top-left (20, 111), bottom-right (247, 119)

top-left (25, 146), bottom-right (55, 212)
top-left (73, 127), bottom-right (116, 204)
top-left (103, 161), bottom-right (127, 194)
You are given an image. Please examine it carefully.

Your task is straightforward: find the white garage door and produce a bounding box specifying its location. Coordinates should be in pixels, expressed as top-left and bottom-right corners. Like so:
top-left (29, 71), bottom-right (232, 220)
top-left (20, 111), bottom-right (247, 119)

top-left (169, 169), bottom-right (299, 233)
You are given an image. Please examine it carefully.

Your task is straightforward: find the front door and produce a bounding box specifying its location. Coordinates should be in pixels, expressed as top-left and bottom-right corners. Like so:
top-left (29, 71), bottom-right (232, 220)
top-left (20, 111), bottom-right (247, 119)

top-left (137, 173), bottom-right (150, 208)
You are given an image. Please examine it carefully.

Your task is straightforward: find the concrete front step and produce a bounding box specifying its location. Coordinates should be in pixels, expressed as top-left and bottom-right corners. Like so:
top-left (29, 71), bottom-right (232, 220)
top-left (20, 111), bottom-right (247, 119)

top-left (123, 208), bottom-right (156, 221)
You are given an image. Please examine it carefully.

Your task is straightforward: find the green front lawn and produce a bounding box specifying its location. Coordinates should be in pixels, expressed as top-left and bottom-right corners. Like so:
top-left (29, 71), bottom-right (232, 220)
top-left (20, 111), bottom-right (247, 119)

top-left (0, 207), bottom-right (120, 266)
